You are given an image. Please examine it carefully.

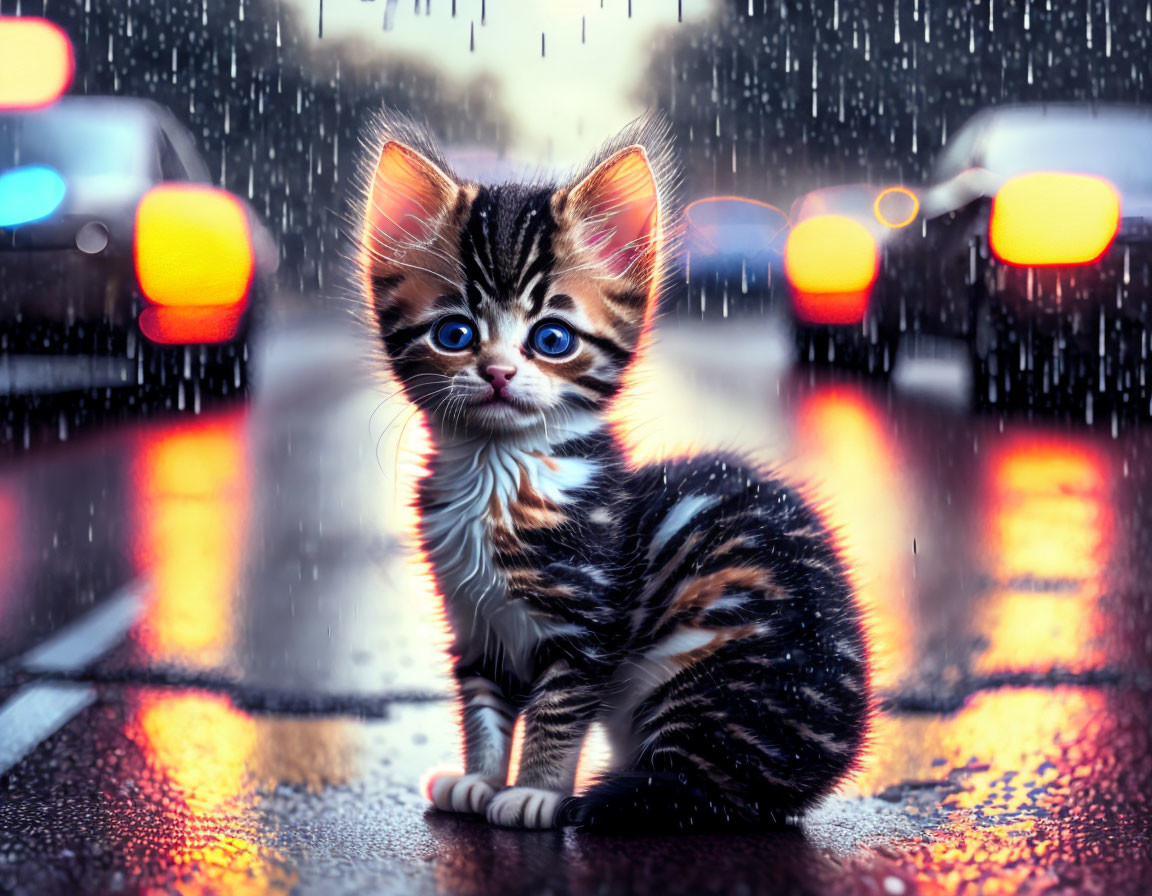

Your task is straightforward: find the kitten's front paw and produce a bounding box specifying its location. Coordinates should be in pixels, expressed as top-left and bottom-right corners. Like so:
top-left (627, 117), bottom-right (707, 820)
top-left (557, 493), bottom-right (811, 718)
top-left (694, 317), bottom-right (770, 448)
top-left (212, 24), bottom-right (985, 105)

top-left (486, 786), bottom-right (564, 830)
top-left (427, 771), bottom-right (500, 815)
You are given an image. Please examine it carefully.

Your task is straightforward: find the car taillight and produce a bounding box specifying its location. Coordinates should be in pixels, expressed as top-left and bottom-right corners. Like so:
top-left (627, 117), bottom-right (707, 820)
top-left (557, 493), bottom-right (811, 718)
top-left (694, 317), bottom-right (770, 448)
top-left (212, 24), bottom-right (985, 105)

top-left (137, 306), bottom-right (246, 345)
top-left (989, 172), bottom-right (1121, 267)
top-left (785, 214), bottom-right (879, 325)
top-left (0, 17), bottom-right (74, 110)
top-left (135, 185), bottom-right (254, 308)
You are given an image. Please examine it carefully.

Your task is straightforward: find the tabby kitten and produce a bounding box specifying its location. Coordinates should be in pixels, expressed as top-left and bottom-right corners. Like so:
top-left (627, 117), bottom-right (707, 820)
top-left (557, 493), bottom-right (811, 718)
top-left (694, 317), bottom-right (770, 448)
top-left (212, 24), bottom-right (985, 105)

top-left (358, 115), bottom-right (870, 832)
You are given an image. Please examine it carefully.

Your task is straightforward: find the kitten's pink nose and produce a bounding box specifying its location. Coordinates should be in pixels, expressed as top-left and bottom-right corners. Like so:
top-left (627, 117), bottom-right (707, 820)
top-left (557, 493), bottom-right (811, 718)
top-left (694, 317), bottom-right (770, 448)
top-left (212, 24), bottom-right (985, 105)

top-left (483, 364), bottom-right (517, 392)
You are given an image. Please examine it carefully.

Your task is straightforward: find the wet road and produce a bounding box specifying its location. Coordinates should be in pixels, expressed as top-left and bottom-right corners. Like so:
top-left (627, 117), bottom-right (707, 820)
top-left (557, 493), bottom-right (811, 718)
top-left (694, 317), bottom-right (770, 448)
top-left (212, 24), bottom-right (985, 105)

top-left (1, 307), bottom-right (1151, 895)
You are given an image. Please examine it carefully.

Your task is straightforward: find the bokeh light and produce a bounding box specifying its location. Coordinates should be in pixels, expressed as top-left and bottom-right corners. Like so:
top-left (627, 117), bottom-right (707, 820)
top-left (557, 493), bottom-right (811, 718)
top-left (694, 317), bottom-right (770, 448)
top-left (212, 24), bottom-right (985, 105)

top-left (785, 214), bottom-right (880, 293)
top-left (0, 17), bottom-right (74, 110)
top-left (990, 172), bottom-right (1120, 266)
top-left (873, 186), bottom-right (920, 229)
top-left (0, 165), bottom-right (66, 227)
top-left (135, 185), bottom-right (254, 308)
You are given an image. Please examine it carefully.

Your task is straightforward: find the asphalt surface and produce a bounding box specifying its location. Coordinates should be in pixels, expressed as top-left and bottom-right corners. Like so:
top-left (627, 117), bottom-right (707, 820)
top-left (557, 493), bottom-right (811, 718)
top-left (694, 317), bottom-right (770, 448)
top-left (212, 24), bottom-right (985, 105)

top-left (1, 307), bottom-right (1151, 895)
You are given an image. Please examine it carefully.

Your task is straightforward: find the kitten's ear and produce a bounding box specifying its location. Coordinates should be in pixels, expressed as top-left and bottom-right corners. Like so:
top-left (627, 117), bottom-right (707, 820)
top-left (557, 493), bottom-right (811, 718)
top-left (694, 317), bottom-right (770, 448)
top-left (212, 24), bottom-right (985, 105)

top-left (363, 141), bottom-right (458, 252)
top-left (565, 146), bottom-right (660, 280)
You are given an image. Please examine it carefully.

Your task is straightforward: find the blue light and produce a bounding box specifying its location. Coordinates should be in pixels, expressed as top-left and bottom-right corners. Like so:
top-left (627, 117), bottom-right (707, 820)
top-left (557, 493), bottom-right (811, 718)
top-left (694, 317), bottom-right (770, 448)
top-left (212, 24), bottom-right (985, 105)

top-left (0, 165), bottom-right (67, 227)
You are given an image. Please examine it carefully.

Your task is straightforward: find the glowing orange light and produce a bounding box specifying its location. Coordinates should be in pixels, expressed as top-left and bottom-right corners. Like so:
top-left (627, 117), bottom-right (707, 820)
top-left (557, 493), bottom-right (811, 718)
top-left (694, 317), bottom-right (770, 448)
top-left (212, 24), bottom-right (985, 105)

top-left (132, 690), bottom-right (300, 892)
top-left (507, 716), bottom-right (524, 785)
top-left (976, 437), bottom-right (1114, 674)
top-left (873, 186), bottom-right (920, 229)
top-left (573, 724), bottom-right (612, 794)
top-left (132, 414), bottom-right (249, 667)
top-left (138, 305), bottom-right (244, 345)
top-left (989, 172), bottom-right (1120, 266)
top-left (135, 185), bottom-right (254, 308)
top-left (989, 439), bottom-right (1111, 589)
top-left (794, 388), bottom-right (913, 693)
top-left (0, 17), bottom-right (74, 110)
top-left (785, 215), bottom-right (879, 294)
top-left (685, 195), bottom-right (787, 216)
top-left (790, 289), bottom-right (873, 326)
top-left (137, 692), bottom-right (257, 811)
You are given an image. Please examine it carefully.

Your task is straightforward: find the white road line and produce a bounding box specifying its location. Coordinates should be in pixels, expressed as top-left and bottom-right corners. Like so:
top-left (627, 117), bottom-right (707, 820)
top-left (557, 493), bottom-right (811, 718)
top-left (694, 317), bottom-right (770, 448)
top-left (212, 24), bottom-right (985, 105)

top-left (0, 580), bottom-right (147, 775)
top-left (23, 582), bottom-right (146, 673)
top-left (0, 684), bottom-right (96, 773)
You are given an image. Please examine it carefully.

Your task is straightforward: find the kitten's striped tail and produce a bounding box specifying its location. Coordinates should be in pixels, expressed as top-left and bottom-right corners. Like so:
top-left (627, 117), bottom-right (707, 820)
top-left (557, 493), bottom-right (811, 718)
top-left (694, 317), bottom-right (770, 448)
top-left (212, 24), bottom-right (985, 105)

top-left (558, 770), bottom-right (775, 833)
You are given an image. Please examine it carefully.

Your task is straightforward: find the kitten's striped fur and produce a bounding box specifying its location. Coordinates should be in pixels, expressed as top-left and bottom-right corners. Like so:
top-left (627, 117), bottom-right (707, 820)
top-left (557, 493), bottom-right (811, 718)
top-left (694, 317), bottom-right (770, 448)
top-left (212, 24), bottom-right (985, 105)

top-left (357, 113), bottom-right (870, 832)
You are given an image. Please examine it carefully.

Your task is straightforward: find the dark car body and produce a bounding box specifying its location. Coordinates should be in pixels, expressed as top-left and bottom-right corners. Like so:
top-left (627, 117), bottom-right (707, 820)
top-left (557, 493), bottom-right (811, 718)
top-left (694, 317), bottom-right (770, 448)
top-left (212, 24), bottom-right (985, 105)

top-left (681, 195), bottom-right (789, 318)
top-left (0, 96), bottom-right (275, 398)
top-left (879, 104), bottom-right (1152, 409)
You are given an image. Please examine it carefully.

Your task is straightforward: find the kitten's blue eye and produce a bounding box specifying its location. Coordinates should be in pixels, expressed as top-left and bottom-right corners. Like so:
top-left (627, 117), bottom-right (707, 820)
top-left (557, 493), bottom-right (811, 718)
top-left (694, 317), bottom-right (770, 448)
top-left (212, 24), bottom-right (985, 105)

top-left (433, 317), bottom-right (476, 351)
top-left (531, 321), bottom-right (575, 357)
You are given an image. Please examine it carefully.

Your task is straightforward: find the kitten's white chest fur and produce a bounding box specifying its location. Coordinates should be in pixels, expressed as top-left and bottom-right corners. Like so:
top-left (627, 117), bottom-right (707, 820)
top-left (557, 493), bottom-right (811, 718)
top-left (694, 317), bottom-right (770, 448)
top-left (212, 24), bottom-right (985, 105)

top-left (420, 417), bottom-right (601, 679)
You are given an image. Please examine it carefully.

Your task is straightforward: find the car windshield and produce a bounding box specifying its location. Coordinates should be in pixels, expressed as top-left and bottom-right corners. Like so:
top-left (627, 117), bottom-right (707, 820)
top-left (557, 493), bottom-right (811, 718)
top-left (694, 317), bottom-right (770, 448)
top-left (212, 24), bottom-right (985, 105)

top-left (982, 114), bottom-right (1152, 190)
top-left (0, 103), bottom-right (152, 178)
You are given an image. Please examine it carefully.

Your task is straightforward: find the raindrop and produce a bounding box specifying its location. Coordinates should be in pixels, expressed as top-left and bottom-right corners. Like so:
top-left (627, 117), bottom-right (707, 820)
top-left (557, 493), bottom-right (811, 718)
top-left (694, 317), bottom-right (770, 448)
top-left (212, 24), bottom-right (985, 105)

top-left (811, 49), bottom-right (817, 118)
top-left (1105, 0), bottom-right (1112, 56)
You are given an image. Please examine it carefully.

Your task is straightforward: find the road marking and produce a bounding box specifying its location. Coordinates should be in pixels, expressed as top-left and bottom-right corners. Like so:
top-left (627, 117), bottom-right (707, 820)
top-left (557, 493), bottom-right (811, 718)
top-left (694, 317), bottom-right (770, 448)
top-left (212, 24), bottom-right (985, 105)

top-left (0, 580), bottom-right (146, 775)
top-left (0, 684), bottom-right (96, 774)
top-left (0, 354), bottom-right (134, 396)
top-left (22, 583), bottom-right (146, 673)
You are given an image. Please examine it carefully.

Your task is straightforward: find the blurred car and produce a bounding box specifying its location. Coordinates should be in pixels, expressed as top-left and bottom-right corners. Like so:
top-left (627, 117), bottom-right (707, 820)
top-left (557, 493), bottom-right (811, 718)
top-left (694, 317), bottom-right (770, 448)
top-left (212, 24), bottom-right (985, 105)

top-left (682, 195), bottom-right (789, 317)
top-left (891, 104), bottom-right (1152, 410)
top-left (0, 95), bottom-right (276, 403)
top-left (787, 105), bottom-right (1152, 416)
top-left (785, 183), bottom-right (919, 373)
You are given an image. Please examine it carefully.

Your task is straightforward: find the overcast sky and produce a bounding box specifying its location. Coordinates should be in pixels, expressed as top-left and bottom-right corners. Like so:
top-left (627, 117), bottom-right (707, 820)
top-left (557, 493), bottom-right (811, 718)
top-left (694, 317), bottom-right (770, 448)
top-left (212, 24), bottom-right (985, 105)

top-left (292, 0), bottom-right (714, 167)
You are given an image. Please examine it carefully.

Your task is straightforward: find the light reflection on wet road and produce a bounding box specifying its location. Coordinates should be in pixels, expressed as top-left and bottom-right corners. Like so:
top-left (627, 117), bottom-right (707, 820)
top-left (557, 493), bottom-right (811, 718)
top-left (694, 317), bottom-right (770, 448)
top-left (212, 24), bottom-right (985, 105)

top-left (0, 312), bottom-right (1150, 894)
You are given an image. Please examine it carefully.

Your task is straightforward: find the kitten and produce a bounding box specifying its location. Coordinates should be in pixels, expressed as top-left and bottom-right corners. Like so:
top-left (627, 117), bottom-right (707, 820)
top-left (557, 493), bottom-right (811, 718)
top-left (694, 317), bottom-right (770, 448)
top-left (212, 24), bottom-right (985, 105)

top-left (357, 114), bottom-right (870, 832)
